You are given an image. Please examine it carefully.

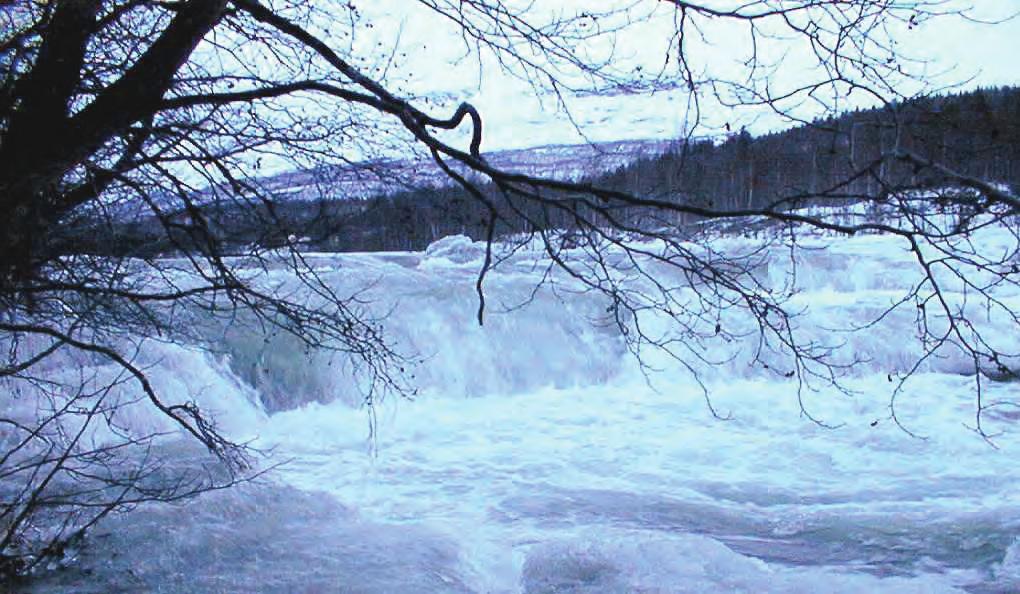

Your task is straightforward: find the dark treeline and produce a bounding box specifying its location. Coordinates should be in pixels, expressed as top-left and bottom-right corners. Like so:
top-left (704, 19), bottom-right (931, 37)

top-left (324, 85), bottom-right (1020, 251)
top-left (601, 86), bottom-right (1020, 211)
top-left (86, 86), bottom-right (1020, 256)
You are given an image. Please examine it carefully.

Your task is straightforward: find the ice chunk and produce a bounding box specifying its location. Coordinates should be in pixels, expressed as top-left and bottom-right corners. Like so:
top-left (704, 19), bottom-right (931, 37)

top-left (423, 234), bottom-right (486, 265)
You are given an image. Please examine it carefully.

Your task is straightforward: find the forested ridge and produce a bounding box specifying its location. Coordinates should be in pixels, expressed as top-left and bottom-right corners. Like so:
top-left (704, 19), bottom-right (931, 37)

top-left (313, 85), bottom-right (1020, 251)
top-left (92, 85), bottom-right (1020, 255)
top-left (605, 87), bottom-right (1019, 208)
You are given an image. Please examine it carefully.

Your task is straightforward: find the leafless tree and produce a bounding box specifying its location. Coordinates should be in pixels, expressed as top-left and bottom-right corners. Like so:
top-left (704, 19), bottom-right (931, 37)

top-left (1, 0), bottom-right (1017, 575)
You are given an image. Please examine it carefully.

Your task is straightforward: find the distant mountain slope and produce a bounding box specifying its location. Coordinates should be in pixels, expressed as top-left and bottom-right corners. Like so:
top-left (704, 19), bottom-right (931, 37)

top-left (256, 138), bottom-right (677, 202)
top-left (79, 86), bottom-right (1020, 257)
top-left (319, 86), bottom-right (1020, 252)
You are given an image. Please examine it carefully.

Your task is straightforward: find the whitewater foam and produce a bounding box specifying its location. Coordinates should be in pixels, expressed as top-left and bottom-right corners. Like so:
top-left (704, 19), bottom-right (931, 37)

top-left (10, 223), bottom-right (1020, 592)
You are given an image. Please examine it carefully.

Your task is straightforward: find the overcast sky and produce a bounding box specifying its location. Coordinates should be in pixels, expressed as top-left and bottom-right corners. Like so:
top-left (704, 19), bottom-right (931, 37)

top-left (914, 1), bottom-right (1020, 89)
top-left (326, 1), bottom-right (1020, 155)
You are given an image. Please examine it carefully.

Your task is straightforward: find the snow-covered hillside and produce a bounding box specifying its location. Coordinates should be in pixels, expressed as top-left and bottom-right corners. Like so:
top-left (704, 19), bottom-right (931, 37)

top-left (254, 138), bottom-right (676, 202)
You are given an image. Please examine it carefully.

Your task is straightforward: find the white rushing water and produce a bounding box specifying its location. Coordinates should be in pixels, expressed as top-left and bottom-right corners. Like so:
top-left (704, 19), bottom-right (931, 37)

top-left (14, 223), bottom-right (1020, 593)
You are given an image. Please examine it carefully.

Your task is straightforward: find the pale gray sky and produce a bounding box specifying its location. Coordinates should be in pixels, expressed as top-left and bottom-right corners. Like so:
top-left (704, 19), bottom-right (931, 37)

top-left (914, 1), bottom-right (1020, 89)
top-left (340, 1), bottom-right (1020, 152)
